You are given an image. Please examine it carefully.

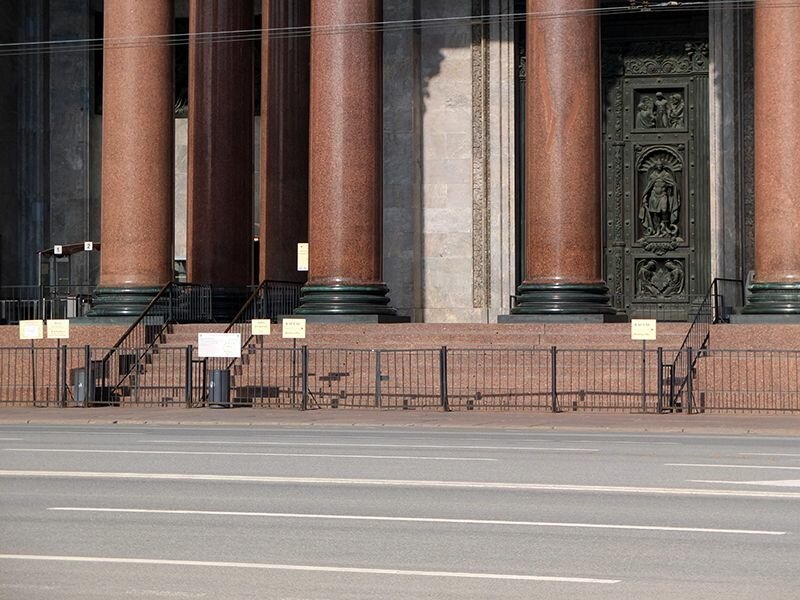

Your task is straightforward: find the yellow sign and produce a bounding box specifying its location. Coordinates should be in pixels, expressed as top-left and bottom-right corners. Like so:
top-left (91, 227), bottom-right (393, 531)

top-left (297, 243), bottom-right (309, 272)
top-left (19, 320), bottom-right (44, 340)
top-left (251, 319), bottom-right (271, 336)
top-left (631, 319), bottom-right (657, 341)
top-left (282, 318), bottom-right (307, 339)
top-left (46, 319), bottom-right (70, 339)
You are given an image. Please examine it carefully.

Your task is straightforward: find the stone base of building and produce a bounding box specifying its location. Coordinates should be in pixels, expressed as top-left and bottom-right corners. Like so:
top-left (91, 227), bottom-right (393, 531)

top-left (86, 286), bottom-right (163, 318)
top-left (498, 313), bottom-right (627, 324)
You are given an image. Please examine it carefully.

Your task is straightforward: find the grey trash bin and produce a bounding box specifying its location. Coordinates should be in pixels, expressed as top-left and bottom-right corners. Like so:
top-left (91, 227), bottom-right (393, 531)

top-left (208, 369), bottom-right (231, 408)
top-left (70, 367), bottom-right (95, 407)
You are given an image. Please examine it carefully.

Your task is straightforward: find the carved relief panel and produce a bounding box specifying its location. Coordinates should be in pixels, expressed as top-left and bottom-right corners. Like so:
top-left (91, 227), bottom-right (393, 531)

top-left (603, 41), bottom-right (709, 320)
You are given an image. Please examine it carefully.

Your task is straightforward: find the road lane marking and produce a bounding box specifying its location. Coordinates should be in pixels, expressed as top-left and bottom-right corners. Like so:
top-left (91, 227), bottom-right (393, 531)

top-left (691, 479), bottom-right (800, 488)
top-left (0, 554), bottom-right (620, 584)
top-left (47, 508), bottom-right (787, 536)
top-left (139, 440), bottom-right (599, 452)
top-left (1, 448), bottom-right (495, 462)
top-left (0, 438), bottom-right (22, 441)
top-left (3, 470), bottom-right (800, 498)
top-left (667, 463), bottom-right (800, 471)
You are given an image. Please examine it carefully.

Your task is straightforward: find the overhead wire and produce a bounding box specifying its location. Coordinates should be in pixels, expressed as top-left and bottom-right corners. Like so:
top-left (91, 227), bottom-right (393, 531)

top-left (0, 0), bottom-right (762, 59)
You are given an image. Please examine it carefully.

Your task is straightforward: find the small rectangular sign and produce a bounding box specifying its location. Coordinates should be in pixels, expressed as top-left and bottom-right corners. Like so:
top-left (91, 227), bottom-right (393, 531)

top-left (53, 245), bottom-right (63, 255)
top-left (631, 319), bottom-right (657, 341)
top-left (251, 319), bottom-right (271, 336)
top-left (282, 318), bottom-right (307, 339)
top-left (297, 243), bottom-right (309, 272)
top-left (46, 319), bottom-right (70, 339)
top-left (198, 332), bottom-right (241, 358)
top-left (19, 320), bottom-right (44, 340)
top-left (83, 241), bottom-right (94, 251)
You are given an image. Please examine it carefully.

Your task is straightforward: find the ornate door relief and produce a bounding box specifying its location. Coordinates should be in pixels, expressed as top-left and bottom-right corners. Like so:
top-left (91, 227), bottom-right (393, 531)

top-left (603, 41), bottom-right (710, 320)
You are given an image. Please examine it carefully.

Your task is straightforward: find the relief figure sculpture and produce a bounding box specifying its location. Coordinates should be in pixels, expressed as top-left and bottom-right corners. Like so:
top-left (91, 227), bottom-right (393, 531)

top-left (635, 91), bottom-right (684, 129)
top-left (653, 92), bottom-right (669, 128)
top-left (639, 160), bottom-right (680, 237)
top-left (668, 93), bottom-right (684, 128)
top-left (636, 96), bottom-right (655, 128)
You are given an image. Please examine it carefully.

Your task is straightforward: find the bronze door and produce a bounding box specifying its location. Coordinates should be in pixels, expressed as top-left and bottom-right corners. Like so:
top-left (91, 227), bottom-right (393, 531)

top-left (603, 41), bottom-right (710, 320)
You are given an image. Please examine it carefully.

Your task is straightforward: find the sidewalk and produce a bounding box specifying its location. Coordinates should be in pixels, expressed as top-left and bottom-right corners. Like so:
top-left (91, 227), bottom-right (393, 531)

top-left (0, 407), bottom-right (798, 435)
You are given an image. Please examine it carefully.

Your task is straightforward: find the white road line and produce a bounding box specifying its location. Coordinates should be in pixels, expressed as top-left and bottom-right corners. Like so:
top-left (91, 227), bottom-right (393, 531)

top-left (47, 507), bottom-right (787, 536)
top-left (139, 440), bottom-right (598, 452)
top-left (691, 479), bottom-right (800, 488)
top-left (2, 448), bottom-right (495, 462)
top-left (3, 470), bottom-right (800, 498)
top-left (667, 463), bottom-right (800, 471)
top-left (0, 438), bottom-right (22, 441)
top-left (740, 453), bottom-right (800, 458)
top-left (0, 554), bottom-right (620, 584)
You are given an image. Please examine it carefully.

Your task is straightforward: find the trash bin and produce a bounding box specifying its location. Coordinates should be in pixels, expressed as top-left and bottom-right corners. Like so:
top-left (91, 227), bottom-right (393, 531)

top-left (70, 367), bottom-right (95, 407)
top-left (208, 369), bottom-right (230, 408)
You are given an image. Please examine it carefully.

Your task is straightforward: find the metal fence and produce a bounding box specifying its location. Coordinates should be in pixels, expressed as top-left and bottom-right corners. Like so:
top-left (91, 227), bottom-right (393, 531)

top-left (0, 285), bottom-right (96, 324)
top-left (2, 344), bottom-right (800, 414)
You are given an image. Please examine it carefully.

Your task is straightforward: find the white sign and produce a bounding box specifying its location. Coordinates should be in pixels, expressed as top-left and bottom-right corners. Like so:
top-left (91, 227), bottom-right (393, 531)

top-left (198, 332), bottom-right (241, 358)
top-left (53, 245), bottom-right (63, 255)
top-left (282, 318), bottom-right (307, 339)
top-left (631, 319), bottom-right (657, 341)
top-left (19, 320), bottom-right (44, 340)
top-left (84, 241), bottom-right (94, 251)
top-left (297, 243), bottom-right (309, 272)
top-left (251, 319), bottom-right (271, 336)
top-left (46, 319), bottom-right (70, 339)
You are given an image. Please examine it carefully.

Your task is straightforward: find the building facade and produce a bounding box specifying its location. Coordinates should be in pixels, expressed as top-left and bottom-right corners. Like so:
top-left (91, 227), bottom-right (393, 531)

top-left (0, 1), bottom-right (796, 322)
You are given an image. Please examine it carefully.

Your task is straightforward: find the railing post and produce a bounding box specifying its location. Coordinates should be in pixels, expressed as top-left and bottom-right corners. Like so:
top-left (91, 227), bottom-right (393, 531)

top-left (84, 344), bottom-right (91, 408)
top-left (656, 346), bottom-right (663, 413)
top-left (686, 346), bottom-right (694, 414)
top-left (301, 345), bottom-right (309, 411)
top-left (60, 344), bottom-right (68, 408)
top-left (550, 346), bottom-right (558, 413)
top-left (374, 350), bottom-right (382, 408)
top-left (185, 344), bottom-right (193, 408)
top-left (439, 346), bottom-right (449, 411)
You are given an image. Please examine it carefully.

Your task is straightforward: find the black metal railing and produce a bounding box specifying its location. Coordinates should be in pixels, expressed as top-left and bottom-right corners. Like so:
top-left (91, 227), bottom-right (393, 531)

top-left (4, 343), bottom-right (800, 414)
top-left (0, 285), bottom-right (96, 324)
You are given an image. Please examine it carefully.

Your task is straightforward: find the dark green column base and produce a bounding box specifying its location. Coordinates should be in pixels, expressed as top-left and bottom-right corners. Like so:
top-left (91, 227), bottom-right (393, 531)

top-left (741, 282), bottom-right (800, 315)
top-left (511, 283), bottom-right (616, 315)
top-left (210, 287), bottom-right (249, 322)
top-left (294, 284), bottom-right (398, 316)
top-left (86, 286), bottom-right (163, 318)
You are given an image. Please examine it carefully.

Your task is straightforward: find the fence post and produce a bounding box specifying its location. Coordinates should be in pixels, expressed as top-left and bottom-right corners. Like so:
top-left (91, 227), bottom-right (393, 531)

top-left (550, 346), bottom-right (558, 413)
top-left (439, 346), bottom-right (449, 411)
top-left (60, 344), bottom-right (68, 408)
top-left (185, 345), bottom-right (193, 408)
top-left (84, 344), bottom-right (91, 408)
top-left (374, 350), bottom-right (382, 408)
top-left (656, 347), bottom-right (663, 413)
top-left (686, 346), bottom-right (694, 414)
top-left (301, 345), bottom-right (309, 411)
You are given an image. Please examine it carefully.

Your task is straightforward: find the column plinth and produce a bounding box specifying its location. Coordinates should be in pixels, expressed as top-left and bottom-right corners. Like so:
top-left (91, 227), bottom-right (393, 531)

top-left (89, 0), bottom-right (174, 318)
top-left (742, 1), bottom-right (800, 315)
top-left (296, 0), bottom-right (397, 317)
top-left (511, 0), bottom-right (612, 316)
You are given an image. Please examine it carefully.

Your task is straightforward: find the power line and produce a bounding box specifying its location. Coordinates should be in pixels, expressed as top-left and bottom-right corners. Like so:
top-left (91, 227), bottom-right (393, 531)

top-left (0, 0), bottom-right (760, 59)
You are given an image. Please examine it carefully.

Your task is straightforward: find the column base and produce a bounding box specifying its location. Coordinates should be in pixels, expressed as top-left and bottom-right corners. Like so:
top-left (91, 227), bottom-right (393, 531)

top-left (294, 283), bottom-right (398, 316)
top-left (86, 286), bottom-right (163, 318)
top-left (211, 287), bottom-right (249, 322)
top-left (510, 283), bottom-right (616, 315)
top-left (740, 282), bottom-right (800, 315)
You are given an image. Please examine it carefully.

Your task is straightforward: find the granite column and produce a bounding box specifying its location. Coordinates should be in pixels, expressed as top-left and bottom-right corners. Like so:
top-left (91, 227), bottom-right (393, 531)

top-left (742, 1), bottom-right (800, 314)
top-left (511, 0), bottom-right (613, 316)
top-left (295, 0), bottom-right (397, 317)
top-left (187, 0), bottom-right (253, 319)
top-left (90, 0), bottom-right (174, 317)
top-left (259, 0), bottom-right (310, 284)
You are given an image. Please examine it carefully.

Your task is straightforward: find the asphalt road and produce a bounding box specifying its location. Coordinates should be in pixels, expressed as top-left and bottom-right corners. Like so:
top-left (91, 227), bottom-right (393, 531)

top-left (0, 424), bottom-right (798, 599)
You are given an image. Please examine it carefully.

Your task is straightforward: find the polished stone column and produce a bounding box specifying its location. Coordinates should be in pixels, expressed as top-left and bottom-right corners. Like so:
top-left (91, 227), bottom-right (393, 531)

top-left (742, 1), bottom-right (800, 314)
top-left (259, 0), bottom-right (310, 283)
top-left (511, 0), bottom-right (612, 316)
top-left (187, 0), bottom-right (254, 320)
top-left (90, 0), bottom-right (174, 317)
top-left (295, 0), bottom-right (398, 317)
